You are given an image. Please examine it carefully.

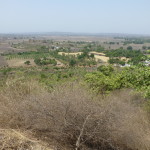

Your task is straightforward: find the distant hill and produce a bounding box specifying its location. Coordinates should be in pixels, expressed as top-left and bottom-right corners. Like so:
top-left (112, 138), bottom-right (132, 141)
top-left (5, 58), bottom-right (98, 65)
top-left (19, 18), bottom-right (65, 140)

top-left (0, 32), bottom-right (150, 38)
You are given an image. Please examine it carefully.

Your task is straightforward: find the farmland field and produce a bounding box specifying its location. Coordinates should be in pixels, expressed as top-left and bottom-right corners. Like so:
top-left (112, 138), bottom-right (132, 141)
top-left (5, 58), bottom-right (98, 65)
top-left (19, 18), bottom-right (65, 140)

top-left (58, 51), bottom-right (110, 63)
top-left (6, 59), bottom-right (36, 67)
top-left (58, 52), bottom-right (83, 56)
top-left (94, 55), bottom-right (109, 62)
top-left (0, 56), bottom-right (7, 67)
top-left (3, 52), bottom-right (65, 67)
top-left (4, 52), bottom-right (52, 60)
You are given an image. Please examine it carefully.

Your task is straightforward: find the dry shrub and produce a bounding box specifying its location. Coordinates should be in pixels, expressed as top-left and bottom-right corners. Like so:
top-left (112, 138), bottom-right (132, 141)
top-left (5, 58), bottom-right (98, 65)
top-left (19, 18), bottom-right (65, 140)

top-left (0, 80), bottom-right (150, 150)
top-left (100, 90), bottom-right (150, 150)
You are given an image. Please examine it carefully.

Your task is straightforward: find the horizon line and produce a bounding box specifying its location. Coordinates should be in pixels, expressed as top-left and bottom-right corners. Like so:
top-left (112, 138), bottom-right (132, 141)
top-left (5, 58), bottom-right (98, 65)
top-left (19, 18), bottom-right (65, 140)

top-left (0, 32), bottom-right (150, 37)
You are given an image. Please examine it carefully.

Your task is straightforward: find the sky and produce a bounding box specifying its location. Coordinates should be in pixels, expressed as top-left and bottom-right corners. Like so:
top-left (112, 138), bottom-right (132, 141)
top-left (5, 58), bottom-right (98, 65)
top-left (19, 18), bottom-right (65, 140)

top-left (0, 0), bottom-right (150, 34)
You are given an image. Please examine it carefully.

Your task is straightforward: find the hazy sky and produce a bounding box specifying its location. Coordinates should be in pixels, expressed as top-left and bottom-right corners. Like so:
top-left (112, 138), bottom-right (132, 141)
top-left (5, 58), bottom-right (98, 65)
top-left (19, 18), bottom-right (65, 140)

top-left (0, 0), bottom-right (150, 34)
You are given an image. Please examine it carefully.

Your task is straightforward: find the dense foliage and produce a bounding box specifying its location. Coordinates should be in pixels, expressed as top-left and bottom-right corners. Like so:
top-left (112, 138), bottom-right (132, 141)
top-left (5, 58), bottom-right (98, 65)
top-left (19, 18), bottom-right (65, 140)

top-left (108, 58), bottom-right (126, 65)
top-left (85, 65), bottom-right (150, 98)
top-left (105, 49), bottom-right (147, 65)
top-left (34, 57), bottom-right (57, 66)
top-left (105, 49), bottom-right (143, 58)
top-left (50, 50), bottom-right (97, 67)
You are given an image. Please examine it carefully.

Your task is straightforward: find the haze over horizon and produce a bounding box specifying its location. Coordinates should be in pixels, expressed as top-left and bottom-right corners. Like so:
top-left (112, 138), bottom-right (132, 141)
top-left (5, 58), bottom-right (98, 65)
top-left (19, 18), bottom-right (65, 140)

top-left (0, 0), bottom-right (150, 35)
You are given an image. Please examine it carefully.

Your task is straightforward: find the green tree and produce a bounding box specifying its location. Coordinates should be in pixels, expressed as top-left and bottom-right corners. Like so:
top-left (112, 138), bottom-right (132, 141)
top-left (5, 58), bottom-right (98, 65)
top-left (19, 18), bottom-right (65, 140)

top-left (34, 58), bottom-right (41, 65)
top-left (85, 72), bottom-right (116, 95)
top-left (142, 46), bottom-right (147, 50)
top-left (69, 59), bottom-right (77, 67)
top-left (127, 46), bottom-right (133, 50)
top-left (90, 54), bottom-right (94, 59)
top-left (97, 65), bottom-right (114, 76)
top-left (24, 60), bottom-right (30, 65)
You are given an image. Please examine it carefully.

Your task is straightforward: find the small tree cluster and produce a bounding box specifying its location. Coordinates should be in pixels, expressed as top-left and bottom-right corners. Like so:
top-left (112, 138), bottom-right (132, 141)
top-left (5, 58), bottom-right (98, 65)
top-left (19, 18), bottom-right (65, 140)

top-left (34, 57), bottom-right (57, 66)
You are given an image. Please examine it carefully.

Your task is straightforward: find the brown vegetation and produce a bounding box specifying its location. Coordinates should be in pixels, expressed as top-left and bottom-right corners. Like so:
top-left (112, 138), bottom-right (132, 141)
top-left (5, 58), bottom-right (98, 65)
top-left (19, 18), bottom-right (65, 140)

top-left (0, 129), bottom-right (53, 150)
top-left (0, 56), bottom-right (8, 67)
top-left (0, 79), bottom-right (150, 149)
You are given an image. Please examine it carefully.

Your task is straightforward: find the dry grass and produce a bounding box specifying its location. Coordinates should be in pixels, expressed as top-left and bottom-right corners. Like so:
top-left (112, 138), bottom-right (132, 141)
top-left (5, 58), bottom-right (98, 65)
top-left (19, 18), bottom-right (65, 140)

top-left (89, 51), bottom-right (109, 62)
top-left (6, 59), bottom-right (36, 67)
top-left (0, 56), bottom-right (8, 67)
top-left (0, 79), bottom-right (150, 150)
top-left (0, 129), bottom-right (53, 150)
top-left (58, 52), bottom-right (83, 56)
top-left (89, 51), bottom-right (106, 56)
top-left (94, 55), bottom-right (109, 62)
